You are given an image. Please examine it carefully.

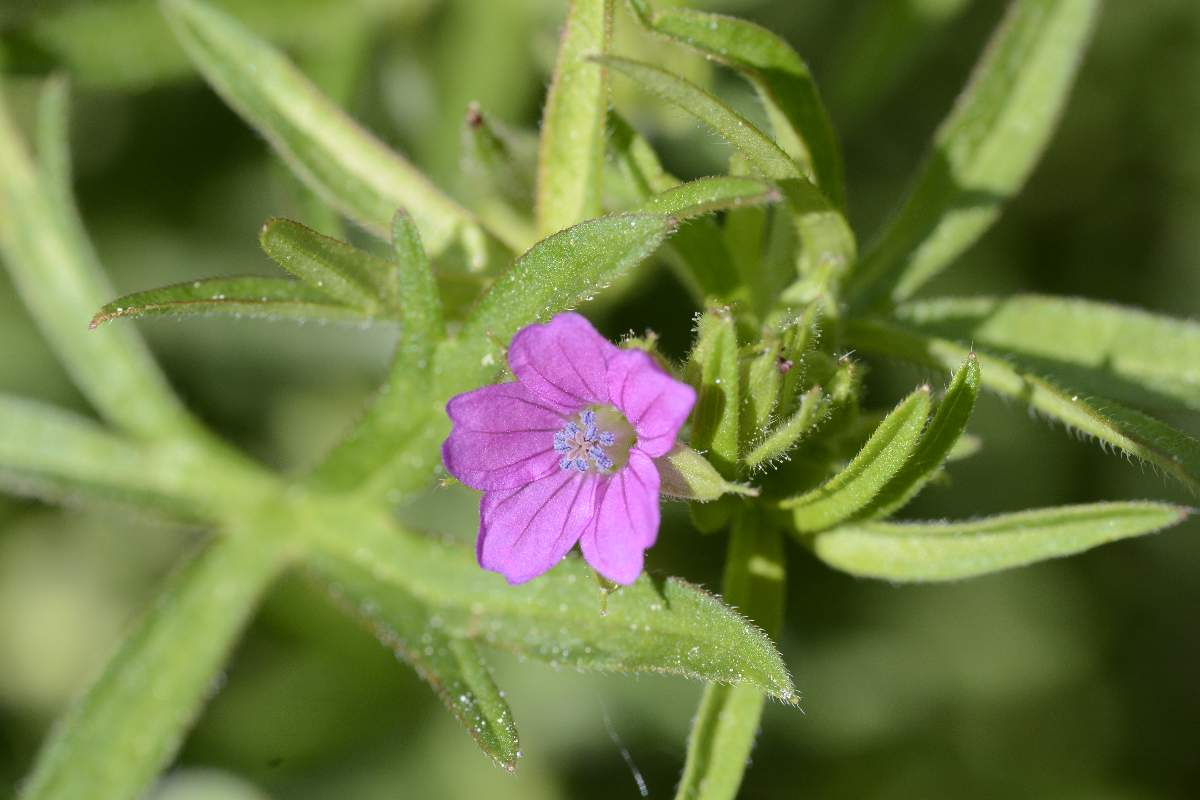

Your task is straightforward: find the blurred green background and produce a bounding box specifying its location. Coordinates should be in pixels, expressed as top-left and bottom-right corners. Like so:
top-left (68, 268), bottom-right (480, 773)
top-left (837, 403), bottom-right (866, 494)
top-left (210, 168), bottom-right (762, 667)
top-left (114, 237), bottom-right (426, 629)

top-left (2, 0), bottom-right (1199, 797)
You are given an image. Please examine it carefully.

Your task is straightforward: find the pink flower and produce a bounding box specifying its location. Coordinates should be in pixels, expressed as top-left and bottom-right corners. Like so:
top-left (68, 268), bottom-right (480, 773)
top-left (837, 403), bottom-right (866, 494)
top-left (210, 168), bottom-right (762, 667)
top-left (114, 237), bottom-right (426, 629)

top-left (442, 313), bottom-right (696, 585)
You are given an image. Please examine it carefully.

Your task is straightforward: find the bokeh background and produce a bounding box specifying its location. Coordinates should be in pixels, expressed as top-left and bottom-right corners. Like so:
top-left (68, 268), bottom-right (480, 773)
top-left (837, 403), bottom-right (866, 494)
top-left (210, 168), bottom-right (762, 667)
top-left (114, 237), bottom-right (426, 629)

top-left (2, 0), bottom-right (1199, 797)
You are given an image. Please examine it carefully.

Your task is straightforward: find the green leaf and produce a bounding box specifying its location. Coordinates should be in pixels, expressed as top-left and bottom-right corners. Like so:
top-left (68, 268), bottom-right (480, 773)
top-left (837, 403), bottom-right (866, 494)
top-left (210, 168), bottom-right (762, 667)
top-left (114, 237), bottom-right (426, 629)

top-left (301, 506), bottom-right (796, 702)
top-left (845, 0), bottom-right (1100, 307)
top-left (162, 0), bottom-right (499, 268)
top-left (848, 317), bottom-right (1200, 496)
top-left (600, 54), bottom-right (795, 180)
top-left (463, 104), bottom-right (537, 213)
top-left (811, 502), bottom-right (1190, 582)
top-left (91, 277), bottom-right (384, 328)
top-left (893, 295), bottom-right (1200, 412)
top-left (313, 553), bottom-right (520, 770)
top-left (638, 175), bottom-right (780, 220)
top-left (0, 394), bottom-right (205, 516)
top-left (783, 387), bottom-right (932, 533)
top-left (20, 532), bottom-right (289, 800)
top-left (744, 386), bottom-right (830, 472)
top-left (859, 353), bottom-right (980, 518)
top-left (0, 77), bottom-right (194, 440)
top-left (607, 111), bottom-right (677, 197)
top-left (258, 217), bottom-right (394, 311)
top-left (453, 213), bottom-right (673, 383)
top-left (535, 0), bottom-right (613, 237)
top-left (628, 0), bottom-right (845, 208)
top-left (676, 510), bottom-right (787, 800)
top-left (688, 310), bottom-right (741, 477)
top-left (656, 444), bottom-right (757, 502)
top-left (390, 209), bottom-right (444, 349)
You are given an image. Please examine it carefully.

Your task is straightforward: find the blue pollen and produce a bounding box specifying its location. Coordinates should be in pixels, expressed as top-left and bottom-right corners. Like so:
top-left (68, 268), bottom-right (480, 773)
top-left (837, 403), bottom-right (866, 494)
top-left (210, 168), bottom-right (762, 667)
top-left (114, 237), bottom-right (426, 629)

top-left (554, 410), bottom-right (617, 472)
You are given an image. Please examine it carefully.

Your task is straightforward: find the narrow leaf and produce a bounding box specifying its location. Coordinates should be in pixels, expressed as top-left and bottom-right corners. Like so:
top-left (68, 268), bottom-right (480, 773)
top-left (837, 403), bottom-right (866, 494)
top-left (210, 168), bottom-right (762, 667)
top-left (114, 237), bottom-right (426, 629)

top-left (463, 104), bottom-right (537, 212)
top-left (846, 0), bottom-right (1100, 307)
top-left (454, 213), bottom-right (672, 382)
top-left (894, 295), bottom-right (1200, 412)
top-left (301, 508), bottom-right (796, 702)
top-left (91, 277), bottom-right (383, 328)
top-left (0, 77), bottom-right (193, 440)
top-left (688, 310), bottom-right (741, 477)
top-left (676, 510), bottom-right (787, 800)
top-left (812, 502), bottom-right (1189, 581)
top-left (162, 0), bottom-right (499, 268)
top-left (848, 318), bottom-right (1200, 496)
top-left (638, 175), bottom-right (780, 220)
top-left (783, 387), bottom-right (932, 533)
top-left (744, 386), bottom-right (830, 472)
top-left (628, 0), bottom-right (845, 207)
top-left (20, 533), bottom-right (288, 800)
top-left (536, 0), bottom-right (613, 237)
top-left (259, 217), bottom-right (392, 311)
top-left (859, 353), bottom-right (980, 517)
top-left (314, 554), bottom-right (519, 770)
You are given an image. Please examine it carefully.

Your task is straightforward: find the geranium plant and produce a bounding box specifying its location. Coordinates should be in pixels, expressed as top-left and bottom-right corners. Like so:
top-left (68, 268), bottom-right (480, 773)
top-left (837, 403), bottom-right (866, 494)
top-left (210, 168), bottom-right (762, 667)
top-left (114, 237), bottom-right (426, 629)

top-left (0, 0), bottom-right (1195, 798)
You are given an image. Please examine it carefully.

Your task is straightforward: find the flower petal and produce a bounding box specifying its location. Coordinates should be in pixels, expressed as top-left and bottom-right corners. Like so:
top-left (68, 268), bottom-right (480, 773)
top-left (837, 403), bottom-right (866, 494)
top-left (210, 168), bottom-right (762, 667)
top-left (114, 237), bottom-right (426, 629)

top-left (508, 313), bottom-right (617, 413)
top-left (478, 469), bottom-right (600, 584)
top-left (606, 349), bottom-right (697, 458)
top-left (443, 382), bottom-right (565, 490)
top-left (579, 449), bottom-right (661, 584)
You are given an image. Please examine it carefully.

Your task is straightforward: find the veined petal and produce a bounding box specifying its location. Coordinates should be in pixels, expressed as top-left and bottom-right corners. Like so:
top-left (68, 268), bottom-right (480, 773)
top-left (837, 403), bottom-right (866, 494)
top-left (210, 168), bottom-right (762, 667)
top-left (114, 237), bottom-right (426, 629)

top-left (606, 349), bottom-right (696, 458)
top-left (478, 469), bottom-right (600, 584)
top-left (508, 312), bottom-right (617, 412)
top-left (579, 449), bottom-right (661, 584)
top-left (443, 382), bottom-right (565, 490)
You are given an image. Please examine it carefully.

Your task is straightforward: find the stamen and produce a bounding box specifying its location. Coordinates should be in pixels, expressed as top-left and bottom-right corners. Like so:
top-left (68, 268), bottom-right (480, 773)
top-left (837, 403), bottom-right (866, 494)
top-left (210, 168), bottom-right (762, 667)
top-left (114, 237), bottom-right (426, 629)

top-left (554, 409), bottom-right (619, 473)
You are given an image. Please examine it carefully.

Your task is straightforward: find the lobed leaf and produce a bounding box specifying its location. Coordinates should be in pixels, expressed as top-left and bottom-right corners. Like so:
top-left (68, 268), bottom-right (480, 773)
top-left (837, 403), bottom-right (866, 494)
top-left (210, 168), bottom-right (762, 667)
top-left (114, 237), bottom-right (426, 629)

top-left (688, 310), bottom-right (741, 477)
top-left (811, 502), bottom-right (1190, 581)
top-left (638, 175), bottom-right (780, 220)
top-left (162, 0), bottom-right (499, 268)
top-left (313, 554), bottom-right (520, 770)
top-left (91, 276), bottom-right (384, 328)
top-left (0, 77), bottom-right (194, 440)
top-left (858, 353), bottom-right (980, 518)
top-left (535, 0), bottom-right (613, 237)
top-left (628, 0), bottom-right (845, 207)
top-left (20, 533), bottom-right (289, 800)
top-left (845, 0), bottom-right (1101, 307)
top-left (676, 510), bottom-right (787, 800)
top-left (258, 217), bottom-right (394, 311)
top-left (848, 318), bottom-right (1200, 496)
top-left (301, 505), bottom-right (796, 702)
top-left (893, 295), bottom-right (1200, 412)
top-left (783, 387), bottom-right (932, 533)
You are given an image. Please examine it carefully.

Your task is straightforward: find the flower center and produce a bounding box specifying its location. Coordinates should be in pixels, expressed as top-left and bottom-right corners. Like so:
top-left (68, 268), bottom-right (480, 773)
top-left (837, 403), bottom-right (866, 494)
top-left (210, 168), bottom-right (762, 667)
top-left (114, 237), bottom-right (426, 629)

top-left (553, 407), bottom-right (634, 473)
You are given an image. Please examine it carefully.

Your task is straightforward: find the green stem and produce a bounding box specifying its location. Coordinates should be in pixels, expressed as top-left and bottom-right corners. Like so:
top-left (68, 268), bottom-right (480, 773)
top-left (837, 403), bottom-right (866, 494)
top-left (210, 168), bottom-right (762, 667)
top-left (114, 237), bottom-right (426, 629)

top-left (675, 509), bottom-right (787, 800)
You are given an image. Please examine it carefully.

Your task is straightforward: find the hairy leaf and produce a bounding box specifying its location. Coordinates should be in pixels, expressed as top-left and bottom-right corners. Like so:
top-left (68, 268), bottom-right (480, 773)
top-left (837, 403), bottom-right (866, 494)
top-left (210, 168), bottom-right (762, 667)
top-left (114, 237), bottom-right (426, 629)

top-left (628, 0), bottom-right (845, 207)
top-left (676, 510), bottom-right (786, 800)
top-left (302, 506), bottom-right (796, 702)
top-left (846, 0), bottom-right (1100, 307)
top-left (20, 533), bottom-right (288, 800)
top-left (91, 277), bottom-right (382, 328)
top-left (859, 353), bottom-right (980, 517)
top-left (259, 217), bottom-right (393, 311)
top-left (162, 0), bottom-right (498, 268)
top-left (893, 295), bottom-right (1200, 412)
top-left (454, 214), bottom-right (672, 382)
top-left (744, 386), bottom-right (829, 472)
top-left (848, 318), bottom-right (1200, 496)
top-left (812, 502), bottom-right (1189, 581)
top-left (535, 0), bottom-right (613, 236)
top-left (783, 387), bottom-right (932, 532)
top-left (639, 175), bottom-right (780, 220)
top-left (0, 77), bottom-right (193, 440)
top-left (313, 554), bottom-right (520, 770)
